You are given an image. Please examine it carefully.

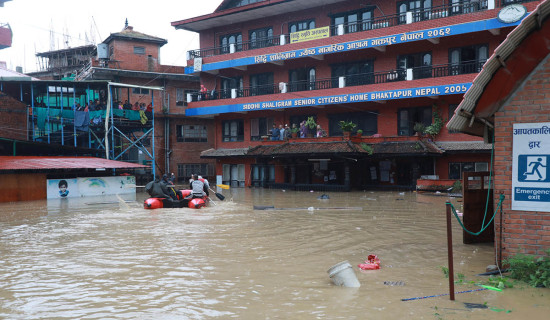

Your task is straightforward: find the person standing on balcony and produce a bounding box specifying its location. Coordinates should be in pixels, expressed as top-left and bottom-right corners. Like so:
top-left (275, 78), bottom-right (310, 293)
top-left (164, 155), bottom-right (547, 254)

top-left (271, 124), bottom-right (279, 141)
top-left (279, 124), bottom-right (285, 141)
top-left (284, 124), bottom-right (291, 140)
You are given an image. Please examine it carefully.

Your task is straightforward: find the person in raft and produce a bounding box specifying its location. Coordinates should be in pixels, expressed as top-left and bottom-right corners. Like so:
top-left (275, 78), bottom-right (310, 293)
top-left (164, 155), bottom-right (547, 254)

top-left (146, 177), bottom-right (187, 208)
top-left (58, 180), bottom-right (69, 197)
top-left (189, 174), bottom-right (209, 199)
top-left (161, 173), bottom-right (183, 200)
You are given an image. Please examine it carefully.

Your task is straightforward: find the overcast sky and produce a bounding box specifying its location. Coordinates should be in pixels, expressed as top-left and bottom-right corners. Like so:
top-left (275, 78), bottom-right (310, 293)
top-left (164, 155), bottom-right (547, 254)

top-left (0, 0), bottom-right (221, 72)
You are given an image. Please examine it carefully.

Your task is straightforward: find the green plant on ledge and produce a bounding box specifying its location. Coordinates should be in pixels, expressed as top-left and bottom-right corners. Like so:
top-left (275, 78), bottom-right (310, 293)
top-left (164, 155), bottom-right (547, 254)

top-left (424, 106), bottom-right (446, 138)
top-left (305, 116), bottom-right (317, 130)
top-left (413, 122), bottom-right (426, 135)
top-left (360, 143), bottom-right (373, 155)
top-left (339, 120), bottom-right (357, 132)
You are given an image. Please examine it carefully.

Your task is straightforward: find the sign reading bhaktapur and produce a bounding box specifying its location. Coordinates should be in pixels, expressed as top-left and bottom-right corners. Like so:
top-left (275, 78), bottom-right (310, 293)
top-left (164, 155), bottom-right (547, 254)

top-left (290, 26), bottom-right (330, 44)
top-left (512, 122), bottom-right (550, 212)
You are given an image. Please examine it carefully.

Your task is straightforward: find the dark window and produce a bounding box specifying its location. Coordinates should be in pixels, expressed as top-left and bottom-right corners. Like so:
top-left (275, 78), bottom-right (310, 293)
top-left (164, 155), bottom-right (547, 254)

top-left (251, 164), bottom-right (275, 187)
top-left (331, 8), bottom-right (374, 33)
top-left (449, 0), bottom-right (487, 15)
top-left (220, 76), bottom-right (243, 99)
top-left (331, 60), bottom-right (374, 87)
top-left (133, 46), bottom-right (145, 55)
top-left (220, 33), bottom-right (242, 54)
top-left (132, 88), bottom-right (150, 95)
top-left (398, 106), bottom-right (432, 136)
top-left (222, 120), bottom-right (244, 142)
top-left (449, 44), bottom-right (488, 75)
top-left (177, 88), bottom-right (193, 106)
top-left (328, 112), bottom-right (378, 136)
top-left (289, 67), bottom-right (316, 92)
top-left (249, 72), bottom-right (274, 96)
top-left (249, 27), bottom-right (274, 49)
top-left (397, 52), bottom-right (432, 80)
top-left (448, 162), bottom-right (488, 179)
top-left (178, 163), bottom-right (211, 182)
top-left (289, 19), bottom-right (315, 33)
top-left (398, 0), bottom-right (432, 24)
top-left (176, 125), bottom-right (208, 142)
top-left (250, 117), bottom-right (274, 141)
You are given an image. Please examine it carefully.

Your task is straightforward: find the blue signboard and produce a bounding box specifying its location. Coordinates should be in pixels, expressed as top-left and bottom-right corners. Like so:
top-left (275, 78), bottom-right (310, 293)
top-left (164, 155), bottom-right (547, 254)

top-left (185, 83), bottom-right (472, 116)
top-left (185, 17), bottom-right (523, 75)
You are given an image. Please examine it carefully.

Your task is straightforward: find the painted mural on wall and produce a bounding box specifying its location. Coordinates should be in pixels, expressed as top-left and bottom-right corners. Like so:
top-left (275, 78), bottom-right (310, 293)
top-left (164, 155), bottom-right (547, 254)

top-left (47, 176), bottom-right (136, 199)
top-left (512, 122), bottom-right (550, 212)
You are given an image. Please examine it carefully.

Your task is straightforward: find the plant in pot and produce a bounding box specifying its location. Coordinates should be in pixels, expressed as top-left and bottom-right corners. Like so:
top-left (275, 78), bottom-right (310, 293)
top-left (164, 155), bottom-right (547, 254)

top-left (338, 120), bottom-right (357, 139)
top-left (291, 126), bottom-right (299, 138)
top-left (413, 122), bottom-right (426, 136)
top-left (305, 117), bottom-right (317, 137)
top-left (356, 129), bottom-right (363, 137)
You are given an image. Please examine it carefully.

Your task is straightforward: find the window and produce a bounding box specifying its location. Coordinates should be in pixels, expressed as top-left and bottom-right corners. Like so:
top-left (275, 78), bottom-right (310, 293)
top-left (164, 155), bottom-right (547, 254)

top-left (222, 120), bottom-right (244, 142)
top-left (289, 19), bottom-right (315, 33)
top-left (249, 72), bottom-right (274, 96)
top-left (397, 52), bottom-right (432, 80)
top-left (251, 164), bottom-right (275, 187)
top-left (449, 44), bottom-right (488, 75)
top-left (332, 8), bottom-right (374, 33)
top-left (450, 0), bottom-right (487, 15)
top-left (220, 33), bottom-right (242, 54)
top-left (178, 163), bottom-right (211, 182)
top-left (398, 106), bottom-right (432, 136)
top-left (398, 0), bottom-right (432, 24)
top-left (249, 27), bottom-right (274, 49)
top-left (132, 88), bottom-right (150, 95)
top-left (133, 46), bottom-right (145, 55)
top-left (449, 162), bottom-right (488, 180)
top-left (220, 76), bottom-right (243, 99)
top-left (222, 0), bottom-right (262, 9)
top-left (250, 117), bottom-right (274, 141)
top-left (289, 67), bottom-right (316, 92)
top-left (176, 88), bottom-right (185, 106)
top-left (328, 112), bottom-right (378, 136)
top-left (223, 164), bottom-right (245, 187)
top-left (331, 60), bottom-right (374, 87)
top-left (176, 125), bottom-right (208, 142)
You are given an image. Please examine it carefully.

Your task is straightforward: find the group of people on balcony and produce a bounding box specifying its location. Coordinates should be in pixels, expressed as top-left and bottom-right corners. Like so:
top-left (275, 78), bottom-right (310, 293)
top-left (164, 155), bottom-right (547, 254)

top-left (270, 122), bottom-right (326, 141)
top-left (117, 100), bottom-right (152, 113)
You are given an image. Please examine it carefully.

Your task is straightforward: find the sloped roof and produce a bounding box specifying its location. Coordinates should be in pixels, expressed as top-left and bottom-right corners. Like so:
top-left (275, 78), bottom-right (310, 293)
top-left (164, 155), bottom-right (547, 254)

top-left (435, 141), bottom-right (492, 151)
top-left (0, 156), bottom-right (148, 171)
top-left (103, 27), bottom-right (167, 46)
top-left (0, 67), bottom-right (38, 81)
top-left (447, 0), bottom-right (550, 136)
top-left (200, 148), bottom-right (250, 158)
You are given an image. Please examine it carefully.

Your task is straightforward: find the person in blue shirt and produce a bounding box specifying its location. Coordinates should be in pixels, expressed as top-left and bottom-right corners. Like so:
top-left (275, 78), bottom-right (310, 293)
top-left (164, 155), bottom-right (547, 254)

top-left (271, 124), bottom-right (279, 141)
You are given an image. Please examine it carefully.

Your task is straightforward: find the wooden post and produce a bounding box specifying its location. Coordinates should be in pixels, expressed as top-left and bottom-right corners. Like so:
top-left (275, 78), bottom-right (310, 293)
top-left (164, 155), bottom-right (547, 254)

top-left (446, 201), bottom-right (455, 301)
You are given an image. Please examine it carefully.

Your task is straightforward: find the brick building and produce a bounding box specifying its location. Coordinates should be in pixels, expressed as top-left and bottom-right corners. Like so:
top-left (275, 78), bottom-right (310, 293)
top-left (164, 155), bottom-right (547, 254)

top-left (448, 0), bottom-right (549, 259)
top-left (172, 0), bottom-right (541, 189)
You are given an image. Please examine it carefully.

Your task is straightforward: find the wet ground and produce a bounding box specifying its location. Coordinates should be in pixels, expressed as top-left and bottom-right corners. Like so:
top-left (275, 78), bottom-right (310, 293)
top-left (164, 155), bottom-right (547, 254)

top-left (1, 189), bottom-right (548, 319)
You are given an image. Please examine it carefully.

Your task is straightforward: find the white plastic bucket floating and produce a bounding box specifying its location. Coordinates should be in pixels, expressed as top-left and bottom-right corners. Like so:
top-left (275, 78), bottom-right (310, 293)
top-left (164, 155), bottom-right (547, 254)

top-left (327, 260), bottom-right (361, 287)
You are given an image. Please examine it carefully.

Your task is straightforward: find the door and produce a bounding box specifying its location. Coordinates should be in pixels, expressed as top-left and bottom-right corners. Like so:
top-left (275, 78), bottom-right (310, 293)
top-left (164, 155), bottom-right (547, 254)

top-left (462, 172), bottom-right (494, 244)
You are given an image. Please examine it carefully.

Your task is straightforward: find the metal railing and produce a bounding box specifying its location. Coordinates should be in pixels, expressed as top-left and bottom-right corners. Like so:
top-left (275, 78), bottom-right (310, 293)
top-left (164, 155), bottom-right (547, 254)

top-left (186, 60), bottom-right (485, 102)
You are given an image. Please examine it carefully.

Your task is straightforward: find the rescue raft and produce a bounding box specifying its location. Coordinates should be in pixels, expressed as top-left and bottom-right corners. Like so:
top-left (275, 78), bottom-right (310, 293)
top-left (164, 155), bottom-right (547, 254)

top-left (144, 189), bottom-right (207, 209)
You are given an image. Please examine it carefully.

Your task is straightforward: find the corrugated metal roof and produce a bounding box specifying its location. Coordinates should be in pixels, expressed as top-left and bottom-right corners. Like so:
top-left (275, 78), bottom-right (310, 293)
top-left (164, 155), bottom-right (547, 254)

top-left (0, 156), bottom-right (148, 171)
top-left (447, 0), bottom-right (550, 135)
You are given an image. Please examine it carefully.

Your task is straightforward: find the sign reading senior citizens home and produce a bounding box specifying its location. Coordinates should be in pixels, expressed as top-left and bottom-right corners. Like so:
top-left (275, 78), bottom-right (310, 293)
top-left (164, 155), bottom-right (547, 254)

top-left (290, 26), bottom-right (330, 44)
top-left (512, 122), bottom-right (550, 212)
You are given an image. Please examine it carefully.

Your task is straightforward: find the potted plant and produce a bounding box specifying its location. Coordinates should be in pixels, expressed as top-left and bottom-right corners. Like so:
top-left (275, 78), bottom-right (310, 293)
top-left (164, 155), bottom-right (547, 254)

top-left (291, 126), bottom-right (299, 138)
top-left (413, 122), bottom-right (425, 136)
top-left (305, 117), bottom-right (317, 137)
top-left (356, 129), bottom-right (363, 137)
top-left (338, 120), bottom-right (356, 139)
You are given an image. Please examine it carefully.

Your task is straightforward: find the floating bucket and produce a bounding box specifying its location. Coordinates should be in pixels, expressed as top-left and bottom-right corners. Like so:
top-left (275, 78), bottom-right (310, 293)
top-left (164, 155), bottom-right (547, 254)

top-left (327, 261), bottom-right (360, 287)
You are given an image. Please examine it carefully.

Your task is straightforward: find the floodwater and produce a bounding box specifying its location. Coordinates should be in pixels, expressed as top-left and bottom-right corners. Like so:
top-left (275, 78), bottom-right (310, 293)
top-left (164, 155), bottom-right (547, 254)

top-left (0, 189), bottom-right (548, 320)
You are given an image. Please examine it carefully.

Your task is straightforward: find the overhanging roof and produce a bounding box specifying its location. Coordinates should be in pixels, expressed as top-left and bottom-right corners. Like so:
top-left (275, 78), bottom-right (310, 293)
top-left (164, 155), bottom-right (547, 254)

top-left (447, 0), bottom-right (550, 136)
top-left (172, 0), bottom-right (348, 32)
top-left (0, 156), bottom-right (148, 171)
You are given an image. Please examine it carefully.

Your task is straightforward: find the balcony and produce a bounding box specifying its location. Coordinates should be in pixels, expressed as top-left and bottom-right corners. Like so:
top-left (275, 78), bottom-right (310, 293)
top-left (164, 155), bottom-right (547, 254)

top-left (186, 1), bottom-right (498, 60)
top-left (186, 60), bottom-right (484, 103)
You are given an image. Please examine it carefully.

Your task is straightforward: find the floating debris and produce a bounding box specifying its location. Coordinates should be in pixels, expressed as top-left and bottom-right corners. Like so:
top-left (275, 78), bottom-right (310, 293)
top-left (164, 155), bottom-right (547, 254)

top-left (383, 281), bottom-right (405, 286)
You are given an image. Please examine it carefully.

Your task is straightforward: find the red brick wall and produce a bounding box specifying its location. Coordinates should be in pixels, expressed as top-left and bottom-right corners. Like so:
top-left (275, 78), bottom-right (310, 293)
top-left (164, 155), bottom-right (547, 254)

top-left (0, 93), bottom-right (28, 141)
top-left (109, 39), bottom-right (160, 71)
top-left (494, 56), bottom-right (550, 258)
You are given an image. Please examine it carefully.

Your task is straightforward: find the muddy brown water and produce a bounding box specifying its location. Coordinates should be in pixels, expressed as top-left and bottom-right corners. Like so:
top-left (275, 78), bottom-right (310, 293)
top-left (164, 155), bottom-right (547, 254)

top-left (1, 189), bottom-right (548, 319)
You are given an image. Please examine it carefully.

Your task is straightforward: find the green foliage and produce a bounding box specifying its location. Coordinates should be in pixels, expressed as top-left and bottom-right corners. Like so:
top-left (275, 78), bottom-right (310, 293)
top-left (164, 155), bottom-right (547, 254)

top-left (356, 129), bottom-right (363, 135)
top-left (424, 106), bottom-right (446, 137)
top-left (305, 116), bottom-right (317, 130)
top-left (440, 266), bottom-right (449, 278)
top-left (504, 249), bottom-right (550, 288)
top-left (360, 143), bottom-right (373, 155)
top-left (413, 122), bottom-right (426, 134)
top-left (338, 120), bottom-right (357, 132)
top-left (451, 180), bottom-right (462, 193)
top-left (291, 126), bottom-right (299, 133)
top-left (485, 275), bottom-right (514, 289)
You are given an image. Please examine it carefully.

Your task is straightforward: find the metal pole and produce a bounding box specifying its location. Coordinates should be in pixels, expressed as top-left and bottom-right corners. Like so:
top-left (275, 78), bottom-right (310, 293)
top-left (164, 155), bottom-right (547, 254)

top-left (446, 201), bottom-right (455, 301)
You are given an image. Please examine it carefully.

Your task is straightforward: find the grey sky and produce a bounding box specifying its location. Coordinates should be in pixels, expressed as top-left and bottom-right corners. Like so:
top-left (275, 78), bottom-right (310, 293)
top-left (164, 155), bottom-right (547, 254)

top-left (0, 0), bottom-right (220, 72)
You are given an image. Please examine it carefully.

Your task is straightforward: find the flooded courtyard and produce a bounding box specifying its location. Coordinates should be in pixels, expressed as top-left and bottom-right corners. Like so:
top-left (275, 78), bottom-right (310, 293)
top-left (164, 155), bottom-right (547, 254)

top-left (1, 189), bottom-right (548, 319)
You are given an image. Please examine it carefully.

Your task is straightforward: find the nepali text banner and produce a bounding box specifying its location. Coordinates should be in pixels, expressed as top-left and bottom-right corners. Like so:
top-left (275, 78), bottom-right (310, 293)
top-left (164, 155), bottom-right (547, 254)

top-left (290, 26), bottom-right (330, 44)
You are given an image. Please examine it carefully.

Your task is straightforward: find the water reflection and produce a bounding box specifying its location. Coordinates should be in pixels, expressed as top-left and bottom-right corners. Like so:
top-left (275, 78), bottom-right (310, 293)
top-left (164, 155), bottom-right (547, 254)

top-left (0, 190), bottom-right (548, 319)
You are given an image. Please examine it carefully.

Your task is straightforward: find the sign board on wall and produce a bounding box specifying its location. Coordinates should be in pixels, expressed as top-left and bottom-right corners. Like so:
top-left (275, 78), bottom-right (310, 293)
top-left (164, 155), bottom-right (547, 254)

top-left (290, 26), bottom-right (330, 44)
top-left (47, 176), bottom-right (136, 199)
top-left (512, 122), bottom-right (550, 212)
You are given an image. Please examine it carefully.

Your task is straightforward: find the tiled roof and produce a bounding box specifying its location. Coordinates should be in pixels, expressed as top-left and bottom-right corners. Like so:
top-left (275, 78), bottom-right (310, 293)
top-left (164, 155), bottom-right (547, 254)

top-left (104, 27), bottom-right (167, 46)
top-left (435, 141), bottom-right (492, 151)
top-left (200, 148), bottom-right (250, 158)
top-left (0, 156), bottom-right (148, 171)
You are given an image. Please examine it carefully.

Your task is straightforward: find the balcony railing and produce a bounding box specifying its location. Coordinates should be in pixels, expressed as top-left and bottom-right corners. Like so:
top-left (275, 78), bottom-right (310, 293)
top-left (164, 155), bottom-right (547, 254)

top-left (186, 0), bottom-right (507, 59)
top-left (186, 60), bottom-right (485, 102)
